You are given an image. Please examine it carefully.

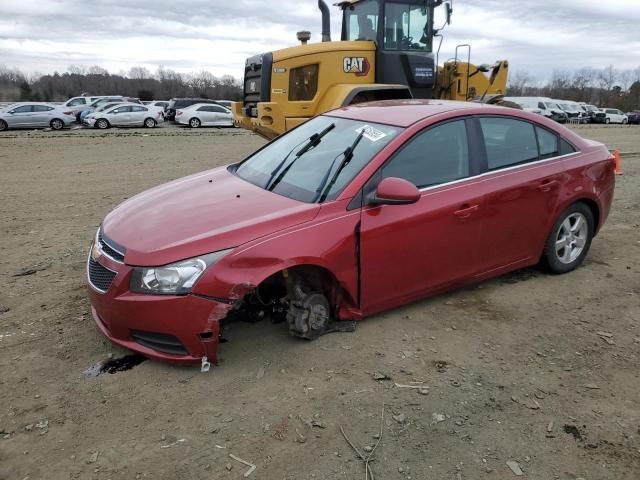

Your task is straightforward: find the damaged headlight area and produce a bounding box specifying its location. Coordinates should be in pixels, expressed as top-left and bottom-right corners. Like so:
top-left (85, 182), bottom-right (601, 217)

top-left (130, 249), bottom-right (233, 295)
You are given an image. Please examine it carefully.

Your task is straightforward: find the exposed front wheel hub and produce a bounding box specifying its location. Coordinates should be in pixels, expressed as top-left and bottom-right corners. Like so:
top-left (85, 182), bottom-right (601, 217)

top-left (287, 292), bottom-right (330, 340)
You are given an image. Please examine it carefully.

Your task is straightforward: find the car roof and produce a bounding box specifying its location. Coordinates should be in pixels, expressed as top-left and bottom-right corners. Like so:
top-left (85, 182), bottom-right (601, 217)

top-left (5, 102), bottom-right (61, 108)
top-left (326, 99), bottom-right (509, 127)
top-left (105, 102), bottom-right (144, 109)
top-left (172, 98), bottom-right (213, 101)
top-left (186, 102), bottom-right (227, 108)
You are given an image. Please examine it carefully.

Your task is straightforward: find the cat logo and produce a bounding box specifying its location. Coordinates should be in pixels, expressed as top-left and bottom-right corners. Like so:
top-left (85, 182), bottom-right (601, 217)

top-left (343, 57), bottom-right (370, 77)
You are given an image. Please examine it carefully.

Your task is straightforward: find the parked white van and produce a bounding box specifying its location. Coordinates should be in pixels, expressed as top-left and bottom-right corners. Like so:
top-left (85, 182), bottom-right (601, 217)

top-left (601, 108), bottom-right (628, 124)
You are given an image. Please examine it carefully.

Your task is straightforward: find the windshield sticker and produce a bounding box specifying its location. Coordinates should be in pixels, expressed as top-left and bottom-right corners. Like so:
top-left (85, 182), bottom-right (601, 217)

top-left (356, 125), bottom-right (387, 142)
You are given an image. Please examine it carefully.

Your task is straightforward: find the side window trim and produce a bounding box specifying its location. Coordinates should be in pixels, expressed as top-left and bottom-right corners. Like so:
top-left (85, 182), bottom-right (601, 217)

top-left (472, 114), bottom-right (579, 175)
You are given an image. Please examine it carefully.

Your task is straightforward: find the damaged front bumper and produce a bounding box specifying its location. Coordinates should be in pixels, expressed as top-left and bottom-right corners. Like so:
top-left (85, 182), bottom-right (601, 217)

top-left (88, 254), bottom-right (232, 365)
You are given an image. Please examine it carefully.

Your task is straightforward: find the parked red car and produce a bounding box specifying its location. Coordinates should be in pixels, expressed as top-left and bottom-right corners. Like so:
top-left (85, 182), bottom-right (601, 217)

top-left (87, 100), bottom-right (615, 366)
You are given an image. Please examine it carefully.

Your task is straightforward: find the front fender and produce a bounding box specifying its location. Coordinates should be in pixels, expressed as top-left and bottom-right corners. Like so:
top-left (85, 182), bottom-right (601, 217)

top-left (193, 200), bottom-right (361, 310)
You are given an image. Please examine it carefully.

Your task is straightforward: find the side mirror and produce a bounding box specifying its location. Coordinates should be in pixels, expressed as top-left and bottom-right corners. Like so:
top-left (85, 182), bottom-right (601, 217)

top-left (370, 177), bottom-right (420, 206)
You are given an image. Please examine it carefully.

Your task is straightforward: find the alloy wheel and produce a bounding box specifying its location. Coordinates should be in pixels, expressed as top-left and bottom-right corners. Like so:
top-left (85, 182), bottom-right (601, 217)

top-left (51, 119), bottom-right (63, 130)
top-left (555, 213), bottom-right (588, 264)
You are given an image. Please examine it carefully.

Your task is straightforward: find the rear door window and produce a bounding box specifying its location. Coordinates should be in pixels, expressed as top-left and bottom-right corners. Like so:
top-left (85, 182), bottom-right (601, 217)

top-left (382, 120), bottom-right (470, 188)
top-left (536, 127), bottom-right (558, 159)
top-left (559, 138), bottom-right (576, 155)
top-left (479, 117), bottom-right (538, 170)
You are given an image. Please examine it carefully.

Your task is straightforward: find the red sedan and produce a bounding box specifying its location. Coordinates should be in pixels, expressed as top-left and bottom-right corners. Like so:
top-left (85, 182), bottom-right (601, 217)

top-left (87, 100), bottom-right (615, 366)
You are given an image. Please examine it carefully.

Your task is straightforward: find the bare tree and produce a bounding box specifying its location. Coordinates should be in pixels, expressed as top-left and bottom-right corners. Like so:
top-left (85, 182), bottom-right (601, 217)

top-left (87, 65), bottom-right (108, 76)
top-left (547, 69), bottom-right (572, 98)
top-left (507, 70), bottom-right (531, 96)
top-left (597, 64), bottom-right (618, 105)
top-left (67, 64), bottom-right (85, 75)
top-left (571, 67), bottom-right (596, 102)
top-left (128, 66), bottom-right (152, 80)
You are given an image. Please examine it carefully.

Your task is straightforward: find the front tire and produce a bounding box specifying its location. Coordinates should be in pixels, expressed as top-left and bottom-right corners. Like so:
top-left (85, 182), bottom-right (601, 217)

top-left (622, 118), bottom-right (628, 125)
top-left (605, 118), bottom-right (611, 124)
top-left (0, 119), bottom-right (7, 131)
top-left (50, 119), bottom-right (64, 130)
top-left (144, 117), bottom-right (156, 128)
top-left (189, 118), bottom-right (201, 128)
top-left (543, 202), bottom-right (594, 274)
top-left (96, 119), bottom-right (109, 129)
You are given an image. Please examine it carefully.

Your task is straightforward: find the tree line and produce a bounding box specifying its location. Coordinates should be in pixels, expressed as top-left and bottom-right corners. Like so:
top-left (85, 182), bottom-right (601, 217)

top-left (507, 65), bottom-right (640, 112)
top-left (0, 64), bottom-right (244, 102)
top-left (2, 63), bottom-right (639, 112)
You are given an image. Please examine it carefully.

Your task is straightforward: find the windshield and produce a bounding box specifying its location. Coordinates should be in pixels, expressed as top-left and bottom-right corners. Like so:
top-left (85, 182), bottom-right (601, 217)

top-left (235, 116), bottom-right (401, 203)
top-left (545, 102), bottom-right (559, 109)
top-left (91, 98), bottom-right (119, 108)
top-left (384, 2), bottom-right (430, 51)
top-left (97, 103), bottom-right (120, 112)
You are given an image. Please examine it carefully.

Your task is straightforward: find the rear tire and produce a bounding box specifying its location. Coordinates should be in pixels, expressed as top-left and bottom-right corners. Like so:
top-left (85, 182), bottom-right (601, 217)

top-left (543, 202), bottom-right (594, 274)
top-left (605, 118), bottom-right (611, 124)
top-left (189, 118), bottom-right (201, 128)
top-left (0, 120), bottom-right (7, 131)
top-left (50, 119), bottom-right (64, 130)
top-left (622, 118), bottom-right (628, 125)
top-left (144, 117), bottom-right (156, 128)
top-left (96, 119), bottom-right (109, 129)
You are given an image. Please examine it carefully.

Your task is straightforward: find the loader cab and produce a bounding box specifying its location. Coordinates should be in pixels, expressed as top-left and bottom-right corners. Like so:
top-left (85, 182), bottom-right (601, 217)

top-left (339, 0), bottom-right (439, 98)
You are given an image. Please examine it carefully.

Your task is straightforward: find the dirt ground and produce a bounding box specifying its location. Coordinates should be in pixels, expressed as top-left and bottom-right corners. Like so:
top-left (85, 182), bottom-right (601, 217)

top-left (1, 124), bottom-right (639, 480)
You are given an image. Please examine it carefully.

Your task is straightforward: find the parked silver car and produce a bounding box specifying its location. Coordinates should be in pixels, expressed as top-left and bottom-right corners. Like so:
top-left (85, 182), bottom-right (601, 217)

top-left (84, 103), bottom-right (164, 129)
top-left (81, 102), bottom-right (126, 125)
top-left (0, 102), bottom-right (76, 131)
top-left (175, 103), bottom-right (233, 128)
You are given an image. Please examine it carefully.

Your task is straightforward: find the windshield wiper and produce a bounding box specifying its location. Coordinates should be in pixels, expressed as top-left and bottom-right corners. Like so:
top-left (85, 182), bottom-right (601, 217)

top-left (314, 129), bottom-right (365, 203)
top-left (265, 122), bottom-right (335, 192)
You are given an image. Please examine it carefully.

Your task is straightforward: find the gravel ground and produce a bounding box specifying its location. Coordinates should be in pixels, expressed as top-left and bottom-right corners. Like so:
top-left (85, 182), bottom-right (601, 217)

top-left (0, 124), bottom-right (638, 480)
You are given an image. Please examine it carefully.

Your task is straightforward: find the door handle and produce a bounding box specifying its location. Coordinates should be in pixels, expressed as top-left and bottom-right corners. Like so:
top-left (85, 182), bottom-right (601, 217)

top-left (454, 204), bottom-right (479, 218)
top-left (537, 180), bottom-right (559, 192)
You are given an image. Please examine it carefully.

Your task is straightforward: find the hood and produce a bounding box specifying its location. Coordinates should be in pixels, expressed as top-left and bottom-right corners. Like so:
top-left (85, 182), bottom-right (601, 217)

top-left (102, 166), bottom-right (320, 266)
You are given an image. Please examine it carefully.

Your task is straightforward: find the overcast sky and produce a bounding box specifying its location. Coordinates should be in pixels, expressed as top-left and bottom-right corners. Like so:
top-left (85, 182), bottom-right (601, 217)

top-left (1, 0), bottom-right (639, 80)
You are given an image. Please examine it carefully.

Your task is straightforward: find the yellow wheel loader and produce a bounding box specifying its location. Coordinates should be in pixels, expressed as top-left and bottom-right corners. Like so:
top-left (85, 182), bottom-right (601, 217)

top-left (233, 0), bottom-right (509, 139)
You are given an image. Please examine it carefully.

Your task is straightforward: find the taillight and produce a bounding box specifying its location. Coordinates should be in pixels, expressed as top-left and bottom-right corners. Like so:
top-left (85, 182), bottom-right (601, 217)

top-left (176, 110), bottom-right (183, 116)
top-left (64, 111), bottom-right (73, 115)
